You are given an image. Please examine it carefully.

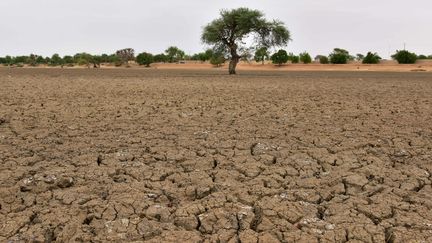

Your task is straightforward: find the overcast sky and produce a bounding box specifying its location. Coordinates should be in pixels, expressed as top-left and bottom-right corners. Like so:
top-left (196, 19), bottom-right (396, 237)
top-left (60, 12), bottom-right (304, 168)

top-left (1, 0), bottom-right (431, 58)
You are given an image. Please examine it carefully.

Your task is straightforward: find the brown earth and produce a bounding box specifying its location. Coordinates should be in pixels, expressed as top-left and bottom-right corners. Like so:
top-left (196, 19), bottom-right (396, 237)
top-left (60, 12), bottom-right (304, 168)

top-left (1, 68), bottom-right (432, 242)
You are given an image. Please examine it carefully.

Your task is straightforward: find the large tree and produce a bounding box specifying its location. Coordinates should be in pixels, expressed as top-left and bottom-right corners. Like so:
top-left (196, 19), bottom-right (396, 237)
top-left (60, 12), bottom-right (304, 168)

top-left (201, 8), bottom-right (291, 74)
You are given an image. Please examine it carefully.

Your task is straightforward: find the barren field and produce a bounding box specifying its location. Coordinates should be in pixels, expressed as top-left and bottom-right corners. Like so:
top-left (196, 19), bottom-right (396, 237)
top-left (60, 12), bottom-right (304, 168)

top-left (1, 68), bottom-right (432, 242)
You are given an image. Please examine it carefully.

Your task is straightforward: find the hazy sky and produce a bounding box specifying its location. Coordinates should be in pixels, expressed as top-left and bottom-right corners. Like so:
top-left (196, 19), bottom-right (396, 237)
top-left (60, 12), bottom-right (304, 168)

top-left (1, 0), bottom-right (431, 58)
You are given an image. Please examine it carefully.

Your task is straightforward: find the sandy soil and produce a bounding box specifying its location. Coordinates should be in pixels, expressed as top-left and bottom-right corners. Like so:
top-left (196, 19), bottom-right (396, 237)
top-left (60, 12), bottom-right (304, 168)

top-left (1, 68), bottom-right (432, 242)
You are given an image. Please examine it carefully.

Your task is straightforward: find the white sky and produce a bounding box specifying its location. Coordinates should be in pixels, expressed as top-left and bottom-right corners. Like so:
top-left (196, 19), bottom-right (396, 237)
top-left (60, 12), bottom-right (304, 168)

top-left (1, 0), bottom-right (431, 58)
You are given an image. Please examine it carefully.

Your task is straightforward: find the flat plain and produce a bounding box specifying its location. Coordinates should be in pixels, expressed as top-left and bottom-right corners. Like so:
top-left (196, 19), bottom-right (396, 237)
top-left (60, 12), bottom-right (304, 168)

top-left (1, 68), bottom-right (432, 242)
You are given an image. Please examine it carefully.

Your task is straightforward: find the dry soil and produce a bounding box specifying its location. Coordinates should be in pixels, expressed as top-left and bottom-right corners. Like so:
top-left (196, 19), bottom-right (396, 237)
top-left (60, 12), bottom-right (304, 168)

top-left (1, 68), bottom-right (432, 242)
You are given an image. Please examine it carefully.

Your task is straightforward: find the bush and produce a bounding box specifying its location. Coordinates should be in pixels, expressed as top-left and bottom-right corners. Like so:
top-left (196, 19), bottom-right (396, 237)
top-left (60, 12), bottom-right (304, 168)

top-left (299, 52), bottom-right (312, 64)
top-left (210, 53), bottom-right (225, 67)
top-left (315, 55), bottom-right (329, 64)
top-left (136, 52), bottom-right (154, 67)
top-left (154, 54), bottom-right (168, 63)
top-left (288, 53), bottom-right (299, 63)
top-left (329, 48), bottom-right (350, 64)
top-left (254, 47), bottom-right (269, 64)
top-left (271, 50), bottom-right (289, 66)
top-left (392, 50), bottom-right (417, 64)
top-left (362, 52), bottom-right (381, 64)
top-left (418, 54), bottom-right (427, 59)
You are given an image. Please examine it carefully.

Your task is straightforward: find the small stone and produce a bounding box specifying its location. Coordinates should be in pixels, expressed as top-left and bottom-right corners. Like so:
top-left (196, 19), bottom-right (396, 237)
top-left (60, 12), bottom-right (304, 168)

top-left (57, 177), bottom-right (74, 188)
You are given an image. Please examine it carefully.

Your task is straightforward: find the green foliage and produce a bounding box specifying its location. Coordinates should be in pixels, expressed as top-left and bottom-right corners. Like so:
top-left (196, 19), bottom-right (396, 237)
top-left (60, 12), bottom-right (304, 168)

top-left (329, 48), bottom-right (350, 64)
top-left (154, 54), bottom-right (168, 63)
top-left (254, 47), bottom-right (269, 64)
top-left (417, 54), bottom-right (427, 59)
top-left (136, 52), bottom-right (154, 67)
top-left (116, 48), bottom-right (135, 65)
top-left (209, 53), bottom-right (225, 67)
top-left (392, 50), bottom-right (417, 64)
top-left (50, 54), bottom-right (63, 66)
top-left (356, 54), bottom-right (365, 61)
top-left (362, 52), bottom-right (381, 64)
top-left (271, 49), bottom-right (289, 66)
top-left (202, 7), bottom-right (291, 74)
top-left (63, 55), bottom-right (74, 65)
top-left (165, 46), bottom-right (185, 63)
top-left (74, 53), bottom-right (92, 66)
top-left (316, 55), bottom-right (329, 64)
top-left (287, 53), bottom-right (299, 63)
top-left (299, 52), bottom-right (312, 64)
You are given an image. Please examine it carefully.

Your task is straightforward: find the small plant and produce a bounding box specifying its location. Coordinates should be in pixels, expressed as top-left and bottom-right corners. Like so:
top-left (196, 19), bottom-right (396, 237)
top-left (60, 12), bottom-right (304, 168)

top-left (271, 50), bottom-right (289, 66)
top-left (254, 47), bottom-right (269, 65)
top-left (288, 53), bottom-right (299, 63)
top-left (136, 52), bottom-right (154, 67)
top-left (362, 52), bottom-right (381, 64)
top-left (392, 50), bottom-right (417, 64)
top-left (210, 53), bottom-right (225, 67)
top-left (299, 52), bottom-right (312, 64)
top-left (329, 48), bottom-right (351, 64)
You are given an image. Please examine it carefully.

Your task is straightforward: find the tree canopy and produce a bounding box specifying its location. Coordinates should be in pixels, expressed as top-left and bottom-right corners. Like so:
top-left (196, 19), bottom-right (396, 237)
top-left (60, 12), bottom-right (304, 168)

top-left (201, 8), bottom-right (290, 74)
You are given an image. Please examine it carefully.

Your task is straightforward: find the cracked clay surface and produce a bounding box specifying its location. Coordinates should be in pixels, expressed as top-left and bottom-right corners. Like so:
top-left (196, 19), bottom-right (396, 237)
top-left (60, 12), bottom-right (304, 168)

top-left (1, 68), bottom-right (432, 242)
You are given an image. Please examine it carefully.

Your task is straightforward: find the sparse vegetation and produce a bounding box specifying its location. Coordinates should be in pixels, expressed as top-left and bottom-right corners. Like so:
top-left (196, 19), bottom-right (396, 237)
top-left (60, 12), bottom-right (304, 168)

top-left (271, 49), bottom-right (289, 66)
top-left (254, 47), bottom-right (269, 65)
top-left (329, 48), bottom-right (351, 64)
top-left (362, 52), bottom-right (381, 64)
top-left (136, 52), bottom-right (154, 67)
top-left (299, 52), bottom-right (312, 64)
top-left (392, 50), bottom-right (417, 64)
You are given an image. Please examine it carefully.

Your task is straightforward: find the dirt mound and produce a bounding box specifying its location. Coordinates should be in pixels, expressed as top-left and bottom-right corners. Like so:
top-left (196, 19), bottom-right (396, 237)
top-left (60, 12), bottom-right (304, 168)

top-left (1, 69), bottom-right (432, 242)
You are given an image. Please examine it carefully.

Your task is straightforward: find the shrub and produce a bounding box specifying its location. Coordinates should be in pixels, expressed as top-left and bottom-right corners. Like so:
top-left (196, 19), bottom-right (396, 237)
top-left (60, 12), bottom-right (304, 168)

top-left (329, 48), bottom-right (350, 64)
top-left (50, 54), bottom-right (63, 66)
top-left (315, 55), bottom-right (329, 64)
top-left (210, 53), bottom-right (225, 67)
top-left (136, 52), bottom-right (154, 67)
top-left (154, 54), bottom-right (168, 63)
top-left (254, 47), bottom-right (269, 64)
top-left (362, 52), bottom-right (381, 64)
top-left (271, 50), bottom-right (289, 66)
top-left (392, 50), bottom-right (417, 64)
top-left (288, 53), bottom-right (299, 63)
top-left (299, 52), bottom-right (312, 64)
top-left (418, 54), bottom-right (427, 59)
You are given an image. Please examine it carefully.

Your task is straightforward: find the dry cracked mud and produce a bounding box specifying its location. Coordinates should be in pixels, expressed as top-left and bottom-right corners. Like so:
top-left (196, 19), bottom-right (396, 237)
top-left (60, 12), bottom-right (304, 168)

top-left (1, 68), bottom-right (432, 242)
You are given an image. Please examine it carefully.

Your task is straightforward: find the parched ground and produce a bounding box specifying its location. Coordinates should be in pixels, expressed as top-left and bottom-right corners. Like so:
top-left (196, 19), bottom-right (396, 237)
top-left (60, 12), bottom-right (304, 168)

top-left (1, 68), bottom-right (432, 242)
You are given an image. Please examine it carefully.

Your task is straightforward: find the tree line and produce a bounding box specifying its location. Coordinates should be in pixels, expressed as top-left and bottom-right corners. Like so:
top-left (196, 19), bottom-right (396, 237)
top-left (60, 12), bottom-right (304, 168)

top-left (1, 8), bottom-right (431, 73)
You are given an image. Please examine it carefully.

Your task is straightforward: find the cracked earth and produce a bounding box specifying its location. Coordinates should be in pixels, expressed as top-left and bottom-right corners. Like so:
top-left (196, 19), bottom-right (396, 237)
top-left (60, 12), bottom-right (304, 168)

top-left (1, 68), bottom-right (432, 242)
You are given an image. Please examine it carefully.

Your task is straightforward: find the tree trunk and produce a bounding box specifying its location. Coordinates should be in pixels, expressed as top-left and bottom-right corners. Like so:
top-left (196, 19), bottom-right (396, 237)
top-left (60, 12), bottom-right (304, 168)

top-left (229, 57), bottom-right (239, 75)
top-left (229, 44), bottom-right (240, 75)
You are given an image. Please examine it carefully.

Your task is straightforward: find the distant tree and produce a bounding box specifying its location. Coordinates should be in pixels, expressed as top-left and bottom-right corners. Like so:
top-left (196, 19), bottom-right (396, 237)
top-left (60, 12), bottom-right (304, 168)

top-left (50, 54), bottom-right (64, 66)
top-left (27, 54), bottom-right (38, 66)
top-left (36, 56), bottom-right (46, 64)
top-left (116, 48), bottom-right (135, 66)
top-left (428, 55), bottom-right (432, 59)
top-left (63, 55), bottom-right (75, 66)
top-left (417, 54), bottom-right (427, 59)
top-left (362, 52), bottom-right (381, 64)
top-left (136, 52), bottom-right (154, 67)
top-left (288, 53), bottom-right (299, 63)
top-left (74, 53), bottom-right (93, 67)
top-left (271, 49), bottom-right (289, 66)
top-left (91, 55), bottom-right (102, 68)
top-left (254, 47), bottom-right (269, 65)
top-left (356, 54), bottom-right (365, 61)
top-left (315, 55), bottom-right (329, 64)
top-left (299, 52), bottom-right (312, 64)
top-left (392, 50), bottom-right (417, 64)
top-left (202, 8), bottom-right (291, 74)
top-left (165, 46), bottom-right (185, 63)
top-left (209, 52), bottom-right (225, 67)
top-left (14, 56), bottom-right (28, 64)
top-left (329, 48), bottom-right (351, 64)
top-left (0, 57), bottom-right (6, 65)
top-left (154, 53), bottom-right (168, 63)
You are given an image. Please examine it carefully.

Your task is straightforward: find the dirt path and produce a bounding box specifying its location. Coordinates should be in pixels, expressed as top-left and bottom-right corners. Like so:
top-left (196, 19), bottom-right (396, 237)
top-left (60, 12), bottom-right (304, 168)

top-left (1, 69), bottom-right (432, 242)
